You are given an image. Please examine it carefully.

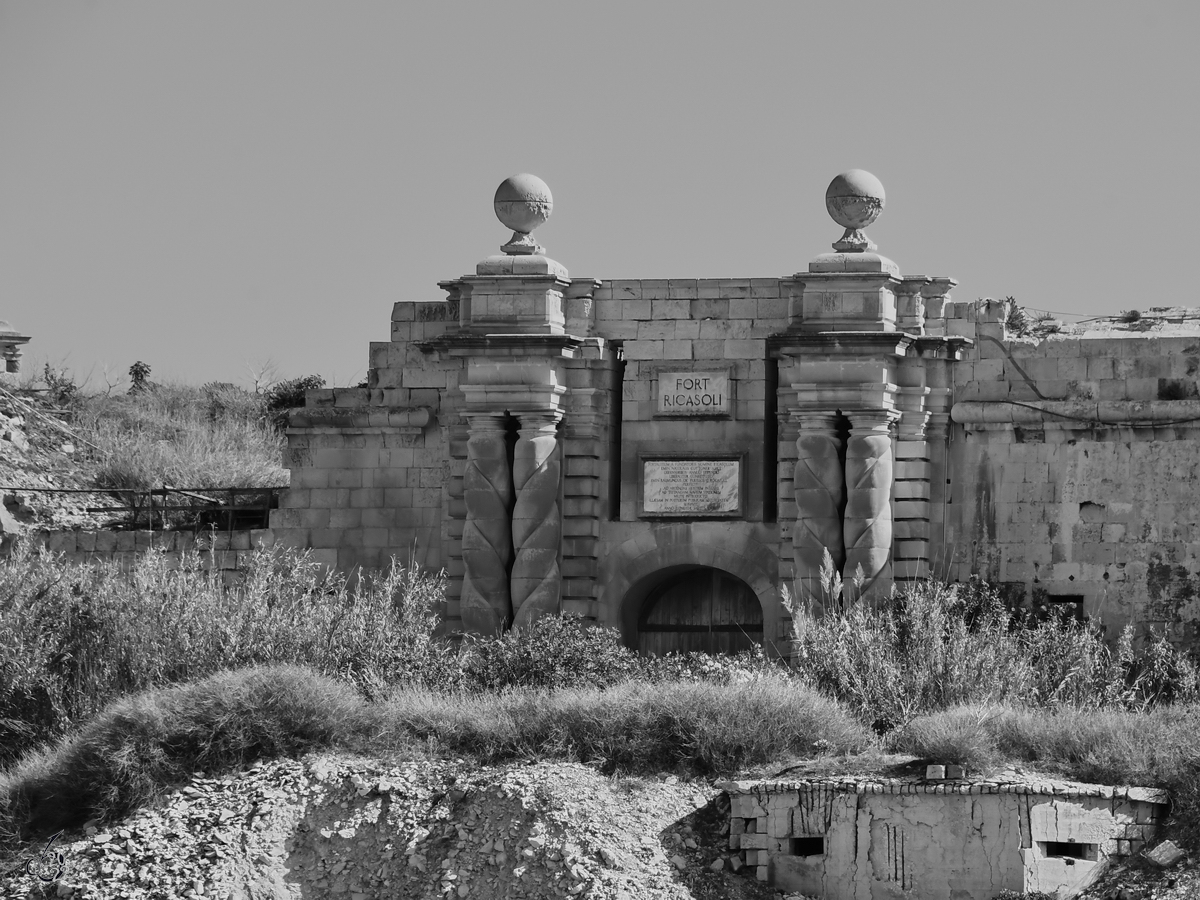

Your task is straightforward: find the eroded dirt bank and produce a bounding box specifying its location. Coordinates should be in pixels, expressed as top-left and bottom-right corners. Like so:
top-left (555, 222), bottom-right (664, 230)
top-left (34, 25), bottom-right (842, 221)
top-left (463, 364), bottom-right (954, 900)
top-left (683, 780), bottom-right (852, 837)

top-left (0, 753), bottom-right (784, 900)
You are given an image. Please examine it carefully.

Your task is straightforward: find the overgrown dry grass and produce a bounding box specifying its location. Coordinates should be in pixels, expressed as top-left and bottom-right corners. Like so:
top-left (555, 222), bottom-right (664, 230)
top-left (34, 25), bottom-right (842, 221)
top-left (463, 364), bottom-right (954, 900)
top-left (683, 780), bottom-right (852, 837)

top-left (379, 674), bottom-right (871, 775)
top-left (0, 544), bottom-right (450, 758)
top-left (69, 382), bottom-right (288, 491)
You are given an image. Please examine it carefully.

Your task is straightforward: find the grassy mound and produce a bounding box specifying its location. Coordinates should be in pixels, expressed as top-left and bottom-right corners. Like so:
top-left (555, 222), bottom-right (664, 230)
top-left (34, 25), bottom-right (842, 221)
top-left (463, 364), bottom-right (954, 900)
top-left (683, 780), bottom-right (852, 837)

top-left (0, 666), bottom-right (365, 842)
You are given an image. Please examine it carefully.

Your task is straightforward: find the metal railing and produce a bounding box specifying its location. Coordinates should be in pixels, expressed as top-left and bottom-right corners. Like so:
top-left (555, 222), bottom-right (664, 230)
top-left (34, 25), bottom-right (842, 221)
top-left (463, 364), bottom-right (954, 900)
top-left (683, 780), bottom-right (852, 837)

top-left (0, 486), bottom-right (286, 532)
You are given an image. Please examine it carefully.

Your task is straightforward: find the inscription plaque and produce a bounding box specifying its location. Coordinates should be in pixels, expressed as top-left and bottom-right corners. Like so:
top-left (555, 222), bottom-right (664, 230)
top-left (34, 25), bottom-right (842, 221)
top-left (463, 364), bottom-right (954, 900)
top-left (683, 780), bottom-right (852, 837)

top-left (642, 459), bottom-right (740, 515)
top-left (657, 372), bottom-right (729, 415)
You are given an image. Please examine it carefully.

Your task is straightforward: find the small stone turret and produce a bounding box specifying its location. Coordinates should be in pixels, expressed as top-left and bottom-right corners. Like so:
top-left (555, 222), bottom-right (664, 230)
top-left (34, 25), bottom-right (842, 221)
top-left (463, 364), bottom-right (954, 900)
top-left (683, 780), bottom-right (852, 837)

top-left (0, 319), bottom-right (31, 376)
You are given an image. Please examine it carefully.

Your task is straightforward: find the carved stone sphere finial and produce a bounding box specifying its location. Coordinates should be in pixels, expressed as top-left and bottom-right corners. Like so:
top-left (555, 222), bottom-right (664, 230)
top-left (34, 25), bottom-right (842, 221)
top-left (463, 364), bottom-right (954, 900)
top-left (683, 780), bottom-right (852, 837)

top-left (825, 169), bottom-right (886, 253)
top-left (494, 173), bottom-right (553, 256)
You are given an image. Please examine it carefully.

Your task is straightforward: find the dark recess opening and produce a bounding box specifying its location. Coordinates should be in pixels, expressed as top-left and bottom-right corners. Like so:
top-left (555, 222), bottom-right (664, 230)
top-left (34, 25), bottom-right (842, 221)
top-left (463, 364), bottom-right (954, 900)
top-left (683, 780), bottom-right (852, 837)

top-left (789, 837), bottom-right (825, 857)
top-left (609, 357), bottom-right (625, 521)
top-left (1047, 595), bottom-right (1085, 623)
top-left (763, 355), bottom-right (778, 522)
top-left (1041, 841), bottom-right (1095, 862)
top-left (504, 414), bottom-right (519, 573)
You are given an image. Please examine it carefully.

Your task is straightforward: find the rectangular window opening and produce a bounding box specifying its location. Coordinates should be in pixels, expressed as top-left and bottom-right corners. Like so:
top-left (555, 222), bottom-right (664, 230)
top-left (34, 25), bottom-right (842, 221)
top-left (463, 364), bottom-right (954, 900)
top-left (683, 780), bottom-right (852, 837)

top-left (1041, 841), bottom-right (1096, 862)
top-left (789, 836), bottom-right (825, 857)
top-left (1046, 595), bottom-right (1085, 623)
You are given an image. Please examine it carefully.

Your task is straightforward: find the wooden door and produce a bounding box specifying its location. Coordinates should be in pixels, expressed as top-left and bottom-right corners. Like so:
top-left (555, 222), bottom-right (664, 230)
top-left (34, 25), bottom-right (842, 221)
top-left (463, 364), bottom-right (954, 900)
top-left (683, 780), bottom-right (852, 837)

top-left (637, 568), bottom-right (763, 656)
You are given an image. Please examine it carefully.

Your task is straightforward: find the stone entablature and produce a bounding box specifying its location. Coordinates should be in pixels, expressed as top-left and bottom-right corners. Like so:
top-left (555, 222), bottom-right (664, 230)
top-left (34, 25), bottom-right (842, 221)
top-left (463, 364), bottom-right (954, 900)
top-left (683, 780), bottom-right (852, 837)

top-left (724, 775), bottom-right (1168, 898)
top-left (269, 172), bottom-right (1200, 652)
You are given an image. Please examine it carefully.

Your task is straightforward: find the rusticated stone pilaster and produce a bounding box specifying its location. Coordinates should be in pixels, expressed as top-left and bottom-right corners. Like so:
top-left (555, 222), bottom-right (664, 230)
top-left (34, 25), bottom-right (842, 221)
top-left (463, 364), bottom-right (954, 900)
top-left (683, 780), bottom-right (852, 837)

top-left (511, 412), bottom-right (564, 627)
top-left (460, 414), bottom-right (513, 635)
top-left (843, 412), bottom-right (898, 601)
top-left (792, 413), bottom-right (845, 602)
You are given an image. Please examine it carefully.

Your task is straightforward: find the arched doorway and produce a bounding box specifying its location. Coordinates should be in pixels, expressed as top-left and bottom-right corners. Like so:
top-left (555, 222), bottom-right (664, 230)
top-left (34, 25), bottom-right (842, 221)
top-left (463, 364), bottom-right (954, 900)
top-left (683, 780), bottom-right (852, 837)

top-left (636, 566), bottom-right (763, 656)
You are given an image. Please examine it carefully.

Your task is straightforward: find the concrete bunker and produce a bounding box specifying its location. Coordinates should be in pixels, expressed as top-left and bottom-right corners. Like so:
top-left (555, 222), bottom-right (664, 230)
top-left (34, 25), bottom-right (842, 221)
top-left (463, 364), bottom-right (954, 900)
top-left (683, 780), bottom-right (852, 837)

top-left (725, 774), bottom-right (1169, 900)
top-left (620, 564), bottom-right (764, 655)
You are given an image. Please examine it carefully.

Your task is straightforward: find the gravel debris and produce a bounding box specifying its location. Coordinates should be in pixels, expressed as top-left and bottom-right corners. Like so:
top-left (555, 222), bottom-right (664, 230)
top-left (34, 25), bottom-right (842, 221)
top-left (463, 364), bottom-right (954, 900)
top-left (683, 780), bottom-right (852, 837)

top-left (0, 752), bottom-right (784, 900)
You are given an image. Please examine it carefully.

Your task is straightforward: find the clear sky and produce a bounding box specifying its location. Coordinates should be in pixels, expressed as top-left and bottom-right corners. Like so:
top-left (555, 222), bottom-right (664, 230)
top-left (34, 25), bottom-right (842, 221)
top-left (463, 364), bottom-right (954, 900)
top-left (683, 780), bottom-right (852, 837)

top-left (2, 1), bottom-right (1197, 388)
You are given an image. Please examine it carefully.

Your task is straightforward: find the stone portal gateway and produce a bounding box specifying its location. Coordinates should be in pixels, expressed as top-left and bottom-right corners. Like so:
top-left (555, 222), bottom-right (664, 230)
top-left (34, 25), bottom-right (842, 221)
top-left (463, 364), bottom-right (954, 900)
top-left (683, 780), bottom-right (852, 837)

top-left (269, 169), bottom-right (1200, 653)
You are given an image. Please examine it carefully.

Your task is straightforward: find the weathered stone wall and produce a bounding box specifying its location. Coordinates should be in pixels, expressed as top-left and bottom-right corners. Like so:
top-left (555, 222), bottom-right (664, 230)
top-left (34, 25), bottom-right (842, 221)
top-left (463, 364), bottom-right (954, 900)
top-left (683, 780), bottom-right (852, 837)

top-left (726, 775), bottom-right (1168, 899)
top-left (949, 303), bottom-right (1200, 643)
top-left (268, 300), bottom-right (461, 574)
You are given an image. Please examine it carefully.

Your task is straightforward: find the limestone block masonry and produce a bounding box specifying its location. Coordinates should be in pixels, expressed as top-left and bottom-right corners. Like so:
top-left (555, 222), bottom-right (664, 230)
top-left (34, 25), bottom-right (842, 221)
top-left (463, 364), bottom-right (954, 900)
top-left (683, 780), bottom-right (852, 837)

top-left (268, 172), bottom-right (1200, 652)
top-left (723, 774), bottom-right (1169, 899)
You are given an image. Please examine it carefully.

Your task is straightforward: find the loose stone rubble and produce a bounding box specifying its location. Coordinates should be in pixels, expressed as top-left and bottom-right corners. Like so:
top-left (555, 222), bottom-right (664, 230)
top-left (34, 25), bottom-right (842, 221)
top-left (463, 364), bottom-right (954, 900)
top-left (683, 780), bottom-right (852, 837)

top-left (0, 753), bottom-right (812, 900)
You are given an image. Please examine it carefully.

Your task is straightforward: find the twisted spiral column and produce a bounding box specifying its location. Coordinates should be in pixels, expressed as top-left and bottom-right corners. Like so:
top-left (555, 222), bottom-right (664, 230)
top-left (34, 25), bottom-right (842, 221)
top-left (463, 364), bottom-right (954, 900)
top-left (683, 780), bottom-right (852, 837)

top-left (460, 414), bottom-right (513, 635)
top-left (792, 413), bottom-right (845, 603)
top-left (511, 412), bottom-right (563, 628)
top-left (843, 412), bottom-right (898, 602)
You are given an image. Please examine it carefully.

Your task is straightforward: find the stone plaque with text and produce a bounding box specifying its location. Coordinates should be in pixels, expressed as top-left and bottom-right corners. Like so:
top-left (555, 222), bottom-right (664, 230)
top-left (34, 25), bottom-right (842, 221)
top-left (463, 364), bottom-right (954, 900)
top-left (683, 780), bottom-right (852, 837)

top-left (657, 371), bottom-right (730, 415)
top-left (642, 459), bottom-right (740, 515)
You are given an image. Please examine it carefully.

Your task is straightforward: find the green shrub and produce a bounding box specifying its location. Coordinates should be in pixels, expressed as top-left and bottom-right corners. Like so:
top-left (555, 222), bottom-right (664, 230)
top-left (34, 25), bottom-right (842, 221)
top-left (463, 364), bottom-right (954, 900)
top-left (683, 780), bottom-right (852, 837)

top-left (791, 579), bottom-right (1029, 732)
top-left (263, 374), bottom-right (325, 428)
top-left (40, 363), bottom-right (79, 406)
top-left (790, 576), bottom-right (1200, 730)
top-left (458, 615), bottom-right (641, 691)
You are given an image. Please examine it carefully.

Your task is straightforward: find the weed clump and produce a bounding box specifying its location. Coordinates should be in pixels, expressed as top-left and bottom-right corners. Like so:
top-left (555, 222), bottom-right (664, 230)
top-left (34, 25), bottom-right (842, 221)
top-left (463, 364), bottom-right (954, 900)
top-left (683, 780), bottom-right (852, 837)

top-left (263, 374), bottom-right (325, 428)
top-left (789, 568), bottom-right (1200, 733)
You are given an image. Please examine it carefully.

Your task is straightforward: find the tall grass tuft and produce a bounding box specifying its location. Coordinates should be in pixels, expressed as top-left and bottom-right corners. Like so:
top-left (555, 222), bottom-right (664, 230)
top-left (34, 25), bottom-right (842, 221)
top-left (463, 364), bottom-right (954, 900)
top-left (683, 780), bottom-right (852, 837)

top-left (0, 543), bottom-right (450, 761)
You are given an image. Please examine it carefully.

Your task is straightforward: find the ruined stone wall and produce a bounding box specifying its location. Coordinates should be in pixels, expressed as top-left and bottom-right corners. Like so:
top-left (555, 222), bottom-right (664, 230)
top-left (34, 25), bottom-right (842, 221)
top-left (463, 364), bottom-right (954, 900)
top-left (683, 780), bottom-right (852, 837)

top-left (268, 300), bottom-right (461, 574)
top-left (949, 303), bottom-right (1200, 644)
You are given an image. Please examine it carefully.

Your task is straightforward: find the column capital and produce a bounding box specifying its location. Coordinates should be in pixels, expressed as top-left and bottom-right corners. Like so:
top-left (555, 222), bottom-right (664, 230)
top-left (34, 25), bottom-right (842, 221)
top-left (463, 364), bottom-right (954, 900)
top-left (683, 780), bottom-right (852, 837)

top-left (516, 410), bottom-right (564, 431)
top-left (791, 410), bottom-right (842, 431)
top-left (843, 409), bottom-right (900, 433)
top-left (461, 411), bottom-right (509, 431)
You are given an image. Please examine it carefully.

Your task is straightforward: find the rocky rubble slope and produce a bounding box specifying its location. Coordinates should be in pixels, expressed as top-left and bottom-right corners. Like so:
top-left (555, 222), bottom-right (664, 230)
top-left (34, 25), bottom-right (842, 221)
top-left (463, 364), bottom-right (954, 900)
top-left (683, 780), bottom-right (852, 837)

top-left (0, 753), bottom-right (794, 900)
top-left (0, 388), bottom-right (116, 533)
